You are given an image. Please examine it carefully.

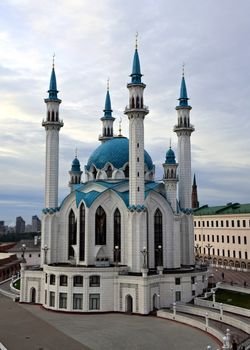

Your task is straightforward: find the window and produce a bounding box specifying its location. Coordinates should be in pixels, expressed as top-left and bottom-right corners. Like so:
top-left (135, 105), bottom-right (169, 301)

top-left (212, 235), bottom-right (214, 242)
top-left (89, 275), bottom-right (100, 287)
top-left (199, 235), bottom-right (201, 241)
top-left (244, 236), bottom-right (247, 245)
top-left (227, 235), bottom-right (230, 243)
top-left (137, 187), bottom-right (140, 192)
top-left (239, 251), bottom-right (241, 259)
top-left (194, 234), bottom-right (197, 241)
top-left (232, 236), bottom-right (235, 244)
top-left (226, 220), bottom-right (229, 227)
top-left (79, 203), bottom-right (85, 260)
top-left (73, 294), bottom-right (83, 310)
top-left (233, 250), bottom-right (236, 258)
top-left (68, 209), bottom-right (76, 258)
top-left (137, 157), bottom-right (139, 162)
top-left (124, 165), bottom-right (129, 178)
top-left (95, 206), bottom-right (106, 245)
top-left (238, 236), bottom-right (241, 244)
top-left (114, 208), bottom-right (121, 262)
top-left (45, 290), bottom-right (47, 304)
top-left (137, 143), bottom-right (139, 148)
top-left (194, 221), bottom-right (196, 227)
top-left (73, 276), bottom-right (83, 287)
top-left (217, 235), bottom-right (219, 243)
top-left (106, 165), bottom-right (112, 178)
top-left (175, 278), bottom-right (181, 285)
top-left (203, 234), bottom-right (205, 241)
top-left (222, 235), bottom-right (224, 243)
top-left (89, 294), bottom-right (100, 310)
top-left (202, 275), bottom-right (205, 283)
top-left (192, 290), bottom-right (195, 296)
top-left (49, 292), bottom-right (55, 307)
top-left (243, 220), bottom-right (246, 227)
top-left (211, 221), bottom-right (214, 227)
top-left (60, 275), bottom-right (68, 286)
top-left (207, 221), bottom-right (209, 227)
top-left (207, 235), bottom-right (210, 242)
top-left (245, 252), bottom-right (248, 259)
top-left (175, 291), bottom-right (181, 302)
top-left (216, 221), bottom-right (218, 227)
top-left (29, 254), bottom-right (32, 258)
top-left (154, 209), bottom-right (163, 267)
top-left (217, 249), bottom-right (220, 256)
top-left (237, 220), bottom-right (240, 228)
top-left (228, 250), bottom-right (230, 257)
top-left (231, 220), bottom-right (234, 227)
top-left (59, 293), bottom-right (67, 309)
top-left (221, 220), bottom-right (224, 227)
top-left (222, 249), bottom-right (225, 257)
top-left (50, 274), bottom-right (55, 285)
top-left (38, 253), bottom-right (40, 257)
top-left (212, 248), bottom-right (215, 255)
top-left (202, 221), bottom-right (205, 227)
top-left (198, 221), bottom-right (200, 227)
top-left (137, 172), bottom-right (139, 177)
top-left (191, 276), bottom-right (195, 284)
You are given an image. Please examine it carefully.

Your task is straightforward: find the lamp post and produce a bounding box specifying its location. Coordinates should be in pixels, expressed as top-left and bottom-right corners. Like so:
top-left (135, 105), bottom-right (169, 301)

top-left (21, 244), bottom-right (26, 262)
top-left (42, 245), bottom-right (49, 265)
top-left (114, 245), bottom-right (119, 267)
top-left (140, 247), bottom-right (148, 269)
top-left (205, 243), bottom-right (213, 267)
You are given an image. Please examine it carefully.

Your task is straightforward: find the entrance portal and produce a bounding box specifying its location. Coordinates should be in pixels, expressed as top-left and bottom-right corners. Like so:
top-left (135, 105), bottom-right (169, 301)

top-left (30, 287), bottom-right (36, 303)
top-left (125, 294), bottom-right (133, 313)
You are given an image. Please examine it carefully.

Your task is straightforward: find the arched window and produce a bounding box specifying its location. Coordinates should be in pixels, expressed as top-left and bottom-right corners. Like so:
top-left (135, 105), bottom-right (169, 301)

top-left (51, 111), bottom-right (55, 122)
top-left (131, 97), bottom-right (135, 108)
top-left (154, 209), bottom-right (163, 267)
top-left (95, 206), bottom-right (106, 245)
top-left (56, 111), bottom-right (58, 121)
top-left (106, 165), bottom-right (112, 178)
top-left (79, 203), bottom-right (85, 260)
top-left (114, 208), bottom-right (121, 262)
top-left (47, 111), bottom-right (50, 120)
top-left (68, 210), bottom-right (76, 259)
top-left (124, 165), bottom-right (129, 178)
top-left (141, 97), bottom-right (143, 108)
top-left (92, 167), bottom-right (97, 179)
top-left (136, 96), bottom-right (140, 108)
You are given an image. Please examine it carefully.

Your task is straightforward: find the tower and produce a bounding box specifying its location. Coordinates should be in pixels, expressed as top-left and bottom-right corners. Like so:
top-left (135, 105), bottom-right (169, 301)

top-left (99, 80), bottom-right (115, 143)
top-left (174, 70), bottom-right (194, 209)
top-left (191, 174), bottom-right (199, 209)
top-left (69, 154), bottom-right (82, 192)
top-left (124, 37), bottom-right (149, 206)
top-left (42, 59), bottom-right (63, 208)
top-left (163, 147), bottom-right (178, 212)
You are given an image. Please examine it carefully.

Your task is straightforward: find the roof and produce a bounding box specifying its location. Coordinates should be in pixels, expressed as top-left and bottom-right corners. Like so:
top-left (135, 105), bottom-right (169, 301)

top-left (130, 48), bottom-right (142, 84)
top-left (165, 147), bottom-right (176, 164)
top-left (101, 89), bottom-right (114, 120)
top-left (8, 239), bottom-right (41, 252)
top-left (86, 136), bottom-right (154, 171)
top-left (71, 157), bottom-right (81, 172)
top-left (177, 76), bottom-right (190, 108)
top-left (194, 203), bottom-right (250, 216)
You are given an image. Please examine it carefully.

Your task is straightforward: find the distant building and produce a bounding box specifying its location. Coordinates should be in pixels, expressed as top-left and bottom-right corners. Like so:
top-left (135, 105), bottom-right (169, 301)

top-left (32, 215), bottom-right (41, 233)
top-left (0, 253), bottom-right (21, 282)
top-left (0, 221), bottom-right (5, 235)
top-left (15, 216), bottom-right (25, 234)
top-left (8, 237), bottom-right (41, 266)
top-left (194, 203), bottom-right (250, 271)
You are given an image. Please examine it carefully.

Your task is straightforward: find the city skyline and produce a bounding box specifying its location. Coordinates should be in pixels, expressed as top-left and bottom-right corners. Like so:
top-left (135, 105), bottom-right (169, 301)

top-left (1, 0), bottom-right (250, 224)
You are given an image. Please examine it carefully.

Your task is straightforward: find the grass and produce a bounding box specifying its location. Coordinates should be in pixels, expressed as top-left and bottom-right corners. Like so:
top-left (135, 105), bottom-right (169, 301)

top-left (207, 289), bottom-right (250, 309)
top-left (13, 278), bottom-right (20, 290)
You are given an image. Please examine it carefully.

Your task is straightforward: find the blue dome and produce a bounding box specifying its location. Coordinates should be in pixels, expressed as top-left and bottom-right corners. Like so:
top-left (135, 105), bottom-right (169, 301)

top-left (165, 147), bottom-right (176, 164)
top-left (71, 157), bottom-right (81, 172)
top-left (86, 137), bottom-right (154, 171)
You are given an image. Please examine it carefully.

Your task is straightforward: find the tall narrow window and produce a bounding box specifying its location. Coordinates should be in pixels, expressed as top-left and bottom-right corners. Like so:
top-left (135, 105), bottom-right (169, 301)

top-left (106, 165), bottom-right (112, 178)
top-left (114, 208), bottom-right (121, 262)
top-left (68, 210), bottom-right (76, 259)
top-left (95, 206), bottom-right (106, 245)
top-left (124, 165), bottom-right (129, 178)
top-left (79, 203), bottom-right (85, 260)
top-left (154, 209), bottom-right (163, 267)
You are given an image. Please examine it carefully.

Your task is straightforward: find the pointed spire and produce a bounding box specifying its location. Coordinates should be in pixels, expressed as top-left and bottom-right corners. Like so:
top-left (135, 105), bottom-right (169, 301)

top-left (178, 64), bottom-right (190, 107)
top-left (48, 54), bottom-right (59, 100)
top-left (193, 173), bottom-right (197, 187)
top-left (130, 33), bottom-right (142, 84)
top-left (103, 78), bottom-right (113, 119)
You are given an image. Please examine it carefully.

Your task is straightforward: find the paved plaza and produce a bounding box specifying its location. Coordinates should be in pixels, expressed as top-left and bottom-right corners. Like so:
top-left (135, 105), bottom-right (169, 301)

top-left (0, 294), bottom-right (220, 350)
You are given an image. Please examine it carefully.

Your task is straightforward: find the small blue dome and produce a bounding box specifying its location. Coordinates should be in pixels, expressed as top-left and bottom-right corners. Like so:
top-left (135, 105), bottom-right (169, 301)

top-left (71, 157), bottom-right (81, 172)
top-left (165, 147), bottom-right (176, 164)
top-left (86, 137), bottom-right (154, 171)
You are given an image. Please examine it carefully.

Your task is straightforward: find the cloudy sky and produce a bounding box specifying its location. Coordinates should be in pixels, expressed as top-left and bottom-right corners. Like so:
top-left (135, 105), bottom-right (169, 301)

top-left (0, 0), bottom-right (250, 225)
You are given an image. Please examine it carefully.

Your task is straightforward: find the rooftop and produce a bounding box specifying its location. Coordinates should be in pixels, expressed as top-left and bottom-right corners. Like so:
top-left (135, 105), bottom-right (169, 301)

top-left (194, 203), bottom-right (250, 216)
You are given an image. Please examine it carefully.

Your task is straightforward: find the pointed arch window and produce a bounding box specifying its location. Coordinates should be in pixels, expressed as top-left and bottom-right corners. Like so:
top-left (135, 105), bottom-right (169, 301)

top-left (95, 206), bottom-right (106, 245)
top-left (114, 208), bottom-right (121, 262)
top-left (136, 96), bottom-right (140, 108)
top-left (68, 209), bottom-right (76, 259)
top-left (124, 165), bottom-right (129, 178)
top-left (92, 167), bottom-right (97, 179)
top-left (154, 208), bottom-right (163, 267)
top-left (79, 203), bottom-right (85, 260)
top-left (51, 111), bottom-right (55, 122)
top-left (106, 165), bottom-right (112, 178)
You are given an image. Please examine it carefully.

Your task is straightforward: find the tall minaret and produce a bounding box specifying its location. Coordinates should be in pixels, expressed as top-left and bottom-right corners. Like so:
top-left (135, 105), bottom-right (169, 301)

top-left (191, 174), bottom-right (199, 209)
top-left (124, 36), bottom-right (149, 206)
top-left (42, 58), bottom-right (63, 208)
top-left (99, 80), bottom-right (115, 143)
top-left (69, 153), bottom-right (82, 193)
top-left (174, 69), bottom-right (194, 209)
top-left (163, 146), bottom-right (178, 212)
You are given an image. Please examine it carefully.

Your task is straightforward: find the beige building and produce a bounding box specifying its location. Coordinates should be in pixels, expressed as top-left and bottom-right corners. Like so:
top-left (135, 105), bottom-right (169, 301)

top-left (194, 203), bottom-right (250, 271)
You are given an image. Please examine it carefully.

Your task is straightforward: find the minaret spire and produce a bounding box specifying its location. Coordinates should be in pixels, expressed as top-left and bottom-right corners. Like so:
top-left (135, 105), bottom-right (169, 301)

top-left (174, 68), bottom-right (194, 209)
top-left (99, 79), bottom-right (115, 143)
top-left (192, 174), bottom-right (199, 209)
top-left (42, 59), bottom-right (63, 208)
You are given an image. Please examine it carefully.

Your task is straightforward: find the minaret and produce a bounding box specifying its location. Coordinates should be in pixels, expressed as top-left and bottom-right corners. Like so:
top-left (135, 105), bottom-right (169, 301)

top-left (174, 69), bottom-right (194, 209)
top-left (124, 35), bottom-right (149, 206)
top-left (99, 79), bottom-right (115, 143)
top-left (69, 152), bottom-right (82, 192)
top-left (163, 146), bottom-right (178, 212)
top-left (42, 58), bottom-right (63, 208)
top-left (191, 174), bottom-right (199, 209)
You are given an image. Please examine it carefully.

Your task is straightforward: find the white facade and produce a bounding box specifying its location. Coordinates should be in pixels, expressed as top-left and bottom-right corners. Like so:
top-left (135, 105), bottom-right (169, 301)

top-left (21, 46), bottom-right (205, 314)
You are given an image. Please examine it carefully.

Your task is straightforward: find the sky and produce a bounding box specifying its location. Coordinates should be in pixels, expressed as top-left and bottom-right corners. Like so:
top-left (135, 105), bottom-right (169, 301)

top-left (0, 0), bottom-right (250, 226)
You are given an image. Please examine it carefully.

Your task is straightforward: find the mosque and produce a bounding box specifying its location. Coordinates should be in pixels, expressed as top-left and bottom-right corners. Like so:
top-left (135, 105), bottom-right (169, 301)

top-left (20, 41), bottom-right (207, 314)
